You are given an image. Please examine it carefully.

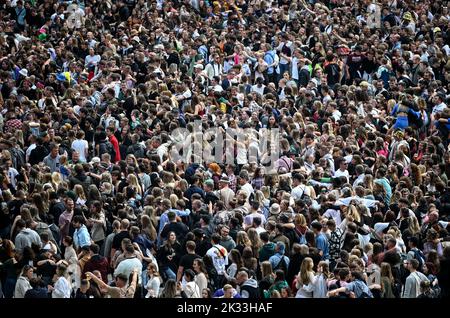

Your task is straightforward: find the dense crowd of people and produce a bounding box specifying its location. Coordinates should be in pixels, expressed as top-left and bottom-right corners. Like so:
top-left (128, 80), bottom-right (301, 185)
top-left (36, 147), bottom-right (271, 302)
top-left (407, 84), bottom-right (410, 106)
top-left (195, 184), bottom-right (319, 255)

top-left (0, 0), bottom-right (450, 299)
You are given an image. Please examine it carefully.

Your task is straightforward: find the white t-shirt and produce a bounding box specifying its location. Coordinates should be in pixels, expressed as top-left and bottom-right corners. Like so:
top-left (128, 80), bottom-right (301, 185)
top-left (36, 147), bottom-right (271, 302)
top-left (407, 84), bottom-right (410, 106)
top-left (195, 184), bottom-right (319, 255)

top-left (291, 57), bottom-right (299, 80)
top-left (71, 139), bottom-right (89, 162)
top-left (8, 168), bottom-right (19, 189)
top-left (206, 244), bottom-right (228, 275)
top-left (241, 182), bottom-right (254, 198)
top-left (334, 169), bottom-right (349, 182)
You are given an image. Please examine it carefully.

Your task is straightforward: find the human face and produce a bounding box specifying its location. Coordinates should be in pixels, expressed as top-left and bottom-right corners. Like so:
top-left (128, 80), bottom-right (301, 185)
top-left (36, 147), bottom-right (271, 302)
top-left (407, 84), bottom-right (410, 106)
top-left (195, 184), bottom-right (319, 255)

top-left (193, 261), bottom-right (199, 273)
top-left (221, 227), bottom-right (229, 237)
top-left (26, 267), bottom-right (34, 279)
top-left (202, 289), bottom-right (209, 298)
top-left (51, 146), bottom-right (59, 157)
top-left (169, 232), bottom-right (176, 242)
top-left (66, 199), bottom-right (74, 211)
top-left (223, 288), bottom-right (233, 298)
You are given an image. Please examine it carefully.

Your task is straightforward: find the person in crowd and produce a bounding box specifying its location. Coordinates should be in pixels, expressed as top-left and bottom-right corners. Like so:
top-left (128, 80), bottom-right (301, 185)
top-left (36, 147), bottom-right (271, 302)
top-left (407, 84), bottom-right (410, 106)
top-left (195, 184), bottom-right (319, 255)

top-left (0, 0), bottom-right (449, 301)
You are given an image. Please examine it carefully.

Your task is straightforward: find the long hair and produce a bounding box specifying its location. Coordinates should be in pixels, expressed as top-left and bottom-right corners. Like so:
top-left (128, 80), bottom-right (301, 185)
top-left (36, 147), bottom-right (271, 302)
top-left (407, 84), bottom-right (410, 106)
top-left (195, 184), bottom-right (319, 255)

top-left (160, 279), bottom-right (177, 298)
top-left (148, 263), bottom-right (160, 277)
top-left (236, 231), bottom-right (252, 247)
top-left (74, 184), bottom-right (86, 200)
top-left (299, 257), bottom-right (314, 285)
top-left (261, 261), bottom-right (273, 278)
top-left (193, 258), bottom-right (209, 278)
top-left (380, 262), bottom-right (394, 283)
top-left (247, 228), bottom-right (262, 255)
top-left (318, 261), bottom-right (330, 279)
top-left (229, 249), bottom-right (243, 270)
top-left (141, 214), bottom-right (157, 241)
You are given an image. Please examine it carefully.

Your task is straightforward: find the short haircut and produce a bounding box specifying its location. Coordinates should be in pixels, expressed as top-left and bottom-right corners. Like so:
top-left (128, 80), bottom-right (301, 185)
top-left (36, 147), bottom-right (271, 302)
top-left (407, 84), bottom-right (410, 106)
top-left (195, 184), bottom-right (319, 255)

top-left (211, 233), bottom-right (221, 244)
top-left (89, 244), bottom-right (100, 254)
top-left (410, 259), bottom-right (420, 270)
top-left (186, 241), bottom-right (196, 251)
top-left (125, 244), bottom-right (135, 254)
top-left (311, 221), bottom-right (322, 231)
top-left (72, 215), bottom-right (84, 224)
top-left (260, 231), bottom-right (269, 242)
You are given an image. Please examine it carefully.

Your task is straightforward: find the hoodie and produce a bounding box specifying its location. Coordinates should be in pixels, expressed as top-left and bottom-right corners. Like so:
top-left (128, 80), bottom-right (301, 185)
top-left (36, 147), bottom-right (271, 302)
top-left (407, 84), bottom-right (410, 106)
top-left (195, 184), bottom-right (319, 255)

top-left (240, 279), bottom-right (259, 298)
top-left (259, 242), bottom-right (276, 262)
top-left (220, 235), bottom-right (236, 252)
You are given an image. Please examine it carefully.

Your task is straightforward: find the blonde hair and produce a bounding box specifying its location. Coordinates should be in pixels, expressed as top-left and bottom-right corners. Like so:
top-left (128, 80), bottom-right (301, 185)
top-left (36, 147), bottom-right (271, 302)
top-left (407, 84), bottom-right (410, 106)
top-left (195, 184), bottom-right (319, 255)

top-left (299, 257), bottom-right (314, 285)
top-left (74, 184), bottom-right (86, 200)
top-left (236, 231), bottom-right (252, 247)
top-left (348, 205), bottom-right (361, 223)
top-left (294, 214), bottom-right (307, 227)
top-left (51, 172), bottom-right (62, 190)
top-left (261, 261), bottom-right (273, 278)
top-left (127, 174), bottom-right (143, 196)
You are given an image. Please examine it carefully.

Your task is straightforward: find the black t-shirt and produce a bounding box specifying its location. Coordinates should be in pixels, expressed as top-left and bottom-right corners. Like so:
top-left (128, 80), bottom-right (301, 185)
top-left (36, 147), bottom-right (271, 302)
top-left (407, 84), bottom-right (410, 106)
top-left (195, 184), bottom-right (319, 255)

top-left (160, 222), bottom-right (189, 242)
top-left (36, 255), bottom-right (57, 278)
top-left (179, 253), bottom-right (201, 271)
top-left (49, 201), bottom-right (66, 223)
top-left (112, 230), bottom-right (131, 250)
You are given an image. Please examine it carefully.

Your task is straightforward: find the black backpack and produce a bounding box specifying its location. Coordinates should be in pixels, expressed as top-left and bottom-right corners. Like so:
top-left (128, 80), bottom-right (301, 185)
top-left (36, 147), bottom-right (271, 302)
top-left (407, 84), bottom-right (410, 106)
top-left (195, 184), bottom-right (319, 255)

top-left (412, 248), bottom-right (426, 271)
top-left (274, 256), bottom-right (288, 273)
top-left (99, 140), bottom-right (116, 160)
top-left (9, 147), bottom-right (25, 170)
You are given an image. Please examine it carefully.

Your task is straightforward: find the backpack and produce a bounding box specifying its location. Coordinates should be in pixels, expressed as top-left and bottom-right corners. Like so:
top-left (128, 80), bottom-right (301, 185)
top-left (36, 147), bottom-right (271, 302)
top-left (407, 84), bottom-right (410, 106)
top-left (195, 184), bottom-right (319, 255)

top-left (99, 140), bottom-right (116, 160)
top-left (9, 147), bottom-right (26, 171)
top-left (274, 256), bottom-right (288, 273)
top-left (129, 144), bottom-right (145, 158)
top-left (412, 248), bottom-right (426, 271)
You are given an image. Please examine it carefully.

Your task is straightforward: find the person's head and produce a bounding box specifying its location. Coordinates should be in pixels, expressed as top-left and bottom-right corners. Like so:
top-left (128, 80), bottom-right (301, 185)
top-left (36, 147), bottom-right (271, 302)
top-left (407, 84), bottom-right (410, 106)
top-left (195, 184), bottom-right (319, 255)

top-left (79, 279), bottom-right (90, 293)
top-left (89, 244), bottom-right (100, 256)
top-left (261, 260), bottom-right (273, 278)
top-left (407, 259), bottom-right (420, 272)
top-left (183, 269), bottom-right (196, 282)
top-left (186, 240), bottom-right (196, 253)
top-left (146, 262), bottom-right (158, 277)
top-left (299, 257), bottom-right (314, 284)
top-left (49, 143), bottom-right (59, 157)
top-left (65, 198), bottom-right (74, 211)
top-left (168, 231), bottom-right (177, 244)
top-left (211, 233), bottom-right (221, 245)
top-left (220, 226), bottom-right (230, 238)
top-left (21, 265), bottom-right (34, 280)
top-left (311, 221), bottom-right (322, 234)
top-left (71, 215), bottom-right (85, 229)
top-left (202, 288), bottom-right (212, 298)
top-left (56, 264), bottom-right (67, 277)
top-left (223, 284), bottom-right (234, 298)
top-left (115, 273), bottom-right (128, 288)
top-left (380, 262), bottom-right (393, 280)
top-left (193, 258), bottom-right (207, 274)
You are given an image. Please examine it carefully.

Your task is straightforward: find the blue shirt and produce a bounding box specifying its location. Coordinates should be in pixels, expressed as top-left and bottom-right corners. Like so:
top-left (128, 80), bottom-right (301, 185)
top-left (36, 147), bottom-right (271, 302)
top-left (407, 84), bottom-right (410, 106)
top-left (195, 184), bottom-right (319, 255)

top-left (74, 225), bottom-right (91, 248)
top-left (264, 51), bottom-right (276, 74)
top-left (315, 233), bottom-right (330, 260)
top-left (268, 253), bottom-right (290, 270)
top-left (15, 6), bottom-right (26, 26)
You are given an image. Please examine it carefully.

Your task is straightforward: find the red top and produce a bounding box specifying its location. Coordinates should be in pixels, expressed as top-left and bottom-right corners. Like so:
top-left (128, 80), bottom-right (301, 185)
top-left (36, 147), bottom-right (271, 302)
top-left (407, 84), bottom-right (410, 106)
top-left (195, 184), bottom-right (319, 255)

top-left (109, 135), bottom-right (121, 162)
